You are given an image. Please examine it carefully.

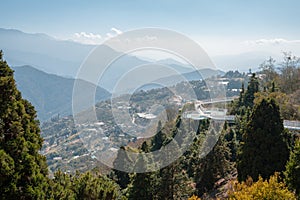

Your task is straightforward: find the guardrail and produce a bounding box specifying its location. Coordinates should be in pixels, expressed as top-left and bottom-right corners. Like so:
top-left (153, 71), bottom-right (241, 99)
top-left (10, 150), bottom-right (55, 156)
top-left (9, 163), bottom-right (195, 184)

top-left (184, 113), bottom-right (300, 131)
top-left (284, 120), bottom-right (300, 131)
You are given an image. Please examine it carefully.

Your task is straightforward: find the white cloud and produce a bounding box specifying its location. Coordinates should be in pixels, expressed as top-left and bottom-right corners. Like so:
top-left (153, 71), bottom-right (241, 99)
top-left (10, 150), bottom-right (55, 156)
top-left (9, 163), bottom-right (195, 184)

top-left (74, 32), bottom-right (102, 39)
top-left (244, 38), bottom-right (300, 46)
top-left (105, 28), bottom-right (123, 39)
top-left (71, 28), bottom-right (123, 44)
top-left (72, 32), bottom-right (102, 45)
top-left (111, 27), bottom-right (123, 35)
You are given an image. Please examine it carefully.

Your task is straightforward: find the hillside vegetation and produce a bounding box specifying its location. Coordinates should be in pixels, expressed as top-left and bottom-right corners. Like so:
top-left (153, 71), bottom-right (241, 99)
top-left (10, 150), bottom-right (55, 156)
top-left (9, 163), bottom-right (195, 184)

top-left (1, 51), bottom-right (299, 199)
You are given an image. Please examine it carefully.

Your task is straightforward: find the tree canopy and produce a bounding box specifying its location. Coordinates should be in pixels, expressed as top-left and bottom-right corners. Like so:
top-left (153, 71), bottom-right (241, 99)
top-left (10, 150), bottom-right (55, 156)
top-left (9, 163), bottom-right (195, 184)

top-left (237, 98), bottom-right (289, 181)
top-left (285, 138), bottom-right (300, 197)
top-left (0, 51), bottom-right (49, 199)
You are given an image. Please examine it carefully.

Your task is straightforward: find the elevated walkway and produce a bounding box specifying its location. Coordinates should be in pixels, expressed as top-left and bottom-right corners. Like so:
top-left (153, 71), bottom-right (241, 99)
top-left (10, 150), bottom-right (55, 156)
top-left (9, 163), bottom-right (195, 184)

top-left (184, 98), bottom-right (300, 131)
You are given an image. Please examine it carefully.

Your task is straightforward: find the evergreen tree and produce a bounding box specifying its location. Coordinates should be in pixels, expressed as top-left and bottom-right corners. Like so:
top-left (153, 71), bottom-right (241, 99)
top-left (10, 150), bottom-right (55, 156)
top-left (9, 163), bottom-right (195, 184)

top-left (238, 82), bottom-right (245, 106)
top-left (73, 171), bottom-right (122, 200)
top-left (224, 127), bottom-right (237, 162)
top-left (141, 141), bottom-right (150, 153)
top-left (243, 73), bottom-right (259, 108)
top-left (271, 81), bottom-right (276, 92)
top-left (237, 98), bottom-right (289, 181)
top-left (151, 120), bottom-right (166, 151)
top-left (48, 170), bottom-right (76, 200)
top-left (285, 138), bottom-right (300, 197)
top-left (112, 146), bottom-right (133, 189)
top-left (183, 119), bottom-right (210, 178)
top-left (49, 170), bottom-right (123, 200)
top-left (230, 74), bottom-right (258, 115)
top-left (0, 52), bottom-right (126, 199)
top-left (157, 160), bottom-right (193, 200)
top-left (128, 153), bottom-right (158, 200)
top-left (0, 51), bottom-right (49, 199)
top-left (157, 140), bottom-right (193, 200)
top-left (194, 130), bottom-right (231, 196)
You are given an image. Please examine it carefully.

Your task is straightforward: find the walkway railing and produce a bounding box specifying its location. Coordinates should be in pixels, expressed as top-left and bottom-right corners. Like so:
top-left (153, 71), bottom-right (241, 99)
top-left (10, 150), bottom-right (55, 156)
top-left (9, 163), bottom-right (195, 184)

top-left (284, 120), bottom-right (300, 131)
top-left (184, 97), bottom-right (300, 131)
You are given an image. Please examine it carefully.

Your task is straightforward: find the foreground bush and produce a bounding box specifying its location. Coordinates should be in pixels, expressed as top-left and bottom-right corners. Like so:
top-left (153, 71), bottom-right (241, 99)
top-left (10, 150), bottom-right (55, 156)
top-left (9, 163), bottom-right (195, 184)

top-left (228, 173), bottom-right (296, 200)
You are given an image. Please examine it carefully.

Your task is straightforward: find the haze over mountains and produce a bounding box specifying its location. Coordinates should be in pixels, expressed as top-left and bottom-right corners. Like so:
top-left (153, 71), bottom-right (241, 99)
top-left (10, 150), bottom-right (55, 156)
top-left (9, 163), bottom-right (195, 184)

top-left (1, 28), bottom-right (194, 78)
top-left (0, 27), bottom-right (263, 121)
top-left (1, 28), bottom-right (277, 76)
top-left (0, 28), bottom-right (93, 77)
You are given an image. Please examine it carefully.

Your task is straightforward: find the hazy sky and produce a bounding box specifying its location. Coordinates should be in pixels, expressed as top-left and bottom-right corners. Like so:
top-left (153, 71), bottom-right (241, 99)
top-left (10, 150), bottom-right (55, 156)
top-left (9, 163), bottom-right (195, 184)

top-left (1, 0), bottom-right (300, 58)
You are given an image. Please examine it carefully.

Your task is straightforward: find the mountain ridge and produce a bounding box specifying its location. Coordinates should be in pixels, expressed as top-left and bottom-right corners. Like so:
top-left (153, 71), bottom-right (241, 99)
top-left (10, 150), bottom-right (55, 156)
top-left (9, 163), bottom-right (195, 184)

top-left (13, 65), bottom-right (111, 121)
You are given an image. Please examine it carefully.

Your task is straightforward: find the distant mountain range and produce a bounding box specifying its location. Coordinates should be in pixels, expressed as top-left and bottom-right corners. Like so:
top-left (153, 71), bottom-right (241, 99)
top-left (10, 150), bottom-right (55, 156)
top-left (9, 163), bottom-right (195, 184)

top-left (0, 28), bottom-right (231, 121)
top-left (0, 28), bottom-right (199, 91)
top-left (154, 68), bottom-right (225, 87)
top-left (1, 27), bottom-right (281, 77)
top-left (13, 66), bottom-right (110, 121)
top-left (0, 28), bottom-right (93, 77)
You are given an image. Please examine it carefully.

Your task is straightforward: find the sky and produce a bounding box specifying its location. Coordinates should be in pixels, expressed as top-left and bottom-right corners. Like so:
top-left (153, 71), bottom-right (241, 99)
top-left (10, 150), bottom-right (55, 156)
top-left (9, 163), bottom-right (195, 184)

top-left (1, 0), bottom-right (300, 63)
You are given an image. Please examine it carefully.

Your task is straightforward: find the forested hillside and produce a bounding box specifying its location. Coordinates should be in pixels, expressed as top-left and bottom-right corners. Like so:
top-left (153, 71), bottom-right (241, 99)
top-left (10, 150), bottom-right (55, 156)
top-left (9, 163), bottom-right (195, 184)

top-left (13, 65), bottom-right (111, 121)
top-left (1, 51), bottom-right (299, 199)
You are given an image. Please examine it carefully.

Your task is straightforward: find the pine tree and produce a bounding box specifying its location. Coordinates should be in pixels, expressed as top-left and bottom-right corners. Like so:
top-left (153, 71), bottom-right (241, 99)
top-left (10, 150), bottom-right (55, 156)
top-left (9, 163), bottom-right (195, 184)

top-left (157, 140), bottom-right (193, 200)
top-left (128, 153), bottom-right (158, 200)
top-left (224, 127), bottom-right (237, 162)
top-left (157, 160), bottom-right (193, 200)
top-left (0, 51), bottom-right (49, 199)
top-left (112, 146), bottom-right (132, 189)
top-left (238, 82), bottom-right (245, 106)
top-left (237, 98), bottom-right (289, 181)
top-left (73, 171), bottom-right (122, 200)
top-left (243, 73), bottom-right (259, 108)
top-left (141, 141), bottom-right (150, 153)
top-left (194, 130), bottom-right (231, 196)
top-left (49, 170), bottom-right (123, 200)
top-left (285, 138), bottom-right (300, 197)
top-left (48, 170), bottom-right (76, 200)
top-left (151, 120), bottom-right (166, 151)
top-left (271, 81), bottom-right (276, 92)
top-left (230, 75), bottom-right (258, 115)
